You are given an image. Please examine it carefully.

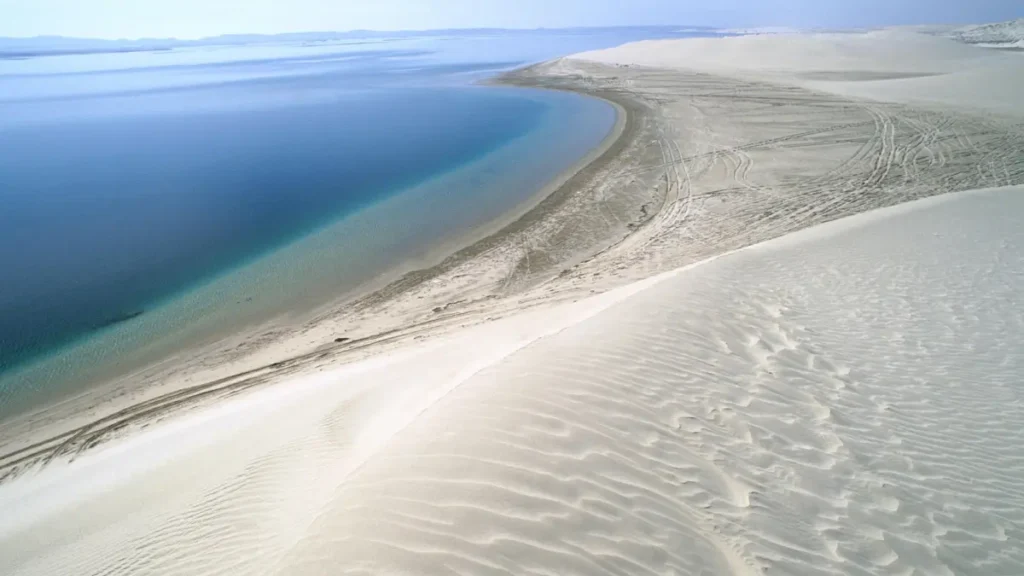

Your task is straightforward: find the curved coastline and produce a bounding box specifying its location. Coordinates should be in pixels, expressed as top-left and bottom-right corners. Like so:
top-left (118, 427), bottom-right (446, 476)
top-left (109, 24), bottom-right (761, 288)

top-left (340, 69), bottom-right (639, 306)
top-left (5, 27), bottom-right (1024, 574)
top-left (0, 61), bottom-right (652, 475)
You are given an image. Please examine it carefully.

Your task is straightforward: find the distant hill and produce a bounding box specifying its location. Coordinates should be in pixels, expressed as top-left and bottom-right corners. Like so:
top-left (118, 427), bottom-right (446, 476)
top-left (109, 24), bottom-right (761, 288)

top-left (945, 18), bottom-right (1024, 48)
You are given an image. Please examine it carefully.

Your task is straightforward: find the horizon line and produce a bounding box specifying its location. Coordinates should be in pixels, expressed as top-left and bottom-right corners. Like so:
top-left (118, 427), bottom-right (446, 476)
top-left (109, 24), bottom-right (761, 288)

top-left (0, 24), bottom-right (720, 44)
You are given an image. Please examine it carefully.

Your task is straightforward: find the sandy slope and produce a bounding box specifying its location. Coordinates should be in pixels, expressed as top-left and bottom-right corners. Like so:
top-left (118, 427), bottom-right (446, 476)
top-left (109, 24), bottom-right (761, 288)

top-left (3, 26), bottom-right (1024, 576)
top-left (944, 18), bottom-right (1024, 47)
top-left (2, 186), bottom-right (1022, 575)
top-left (5, 25), bottom-right (1024, 475)
top-left (577, 28), bottom-right (1024, 116)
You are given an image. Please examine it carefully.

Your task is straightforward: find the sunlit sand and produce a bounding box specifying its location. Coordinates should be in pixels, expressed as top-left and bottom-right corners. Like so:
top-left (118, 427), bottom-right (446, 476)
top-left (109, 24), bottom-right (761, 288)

top-left (2, 25), bottom-right (1023, 576)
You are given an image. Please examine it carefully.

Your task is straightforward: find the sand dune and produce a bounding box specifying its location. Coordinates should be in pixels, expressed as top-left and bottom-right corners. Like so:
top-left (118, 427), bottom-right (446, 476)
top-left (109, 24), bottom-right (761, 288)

top-left (944, 18), bottom-right (1024, 47)
top-left (579, 29), bottom-right (991, 74)
top-left (4, 26), bottom-right (1024, 576)
top-left (2, 186), bottom-right (1022, 575)
top-left (6, 25), bottom-right (1023, 476)
top-left (577, 28), bottom-right (1024, 116)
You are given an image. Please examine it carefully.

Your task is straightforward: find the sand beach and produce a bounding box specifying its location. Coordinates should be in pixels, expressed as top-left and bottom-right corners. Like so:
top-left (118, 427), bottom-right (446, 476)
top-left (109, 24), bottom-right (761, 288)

top-left (2, 24), bottom-right (1023, 575)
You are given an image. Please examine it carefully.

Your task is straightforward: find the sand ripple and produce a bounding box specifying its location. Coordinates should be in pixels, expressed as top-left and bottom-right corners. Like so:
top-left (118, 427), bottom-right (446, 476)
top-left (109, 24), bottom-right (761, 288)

top-left (2, 188), bottom-right (1023, 575)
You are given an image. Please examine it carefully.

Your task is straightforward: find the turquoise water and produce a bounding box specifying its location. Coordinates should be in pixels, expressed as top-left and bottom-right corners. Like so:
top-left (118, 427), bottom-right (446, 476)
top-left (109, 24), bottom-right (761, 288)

top-left (0, 29), bottom-right (700, 417)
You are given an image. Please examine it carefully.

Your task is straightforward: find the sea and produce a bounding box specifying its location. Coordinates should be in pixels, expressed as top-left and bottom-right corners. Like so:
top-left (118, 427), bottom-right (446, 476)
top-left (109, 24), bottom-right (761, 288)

top-left (0, 27), bottom-right (711, 418)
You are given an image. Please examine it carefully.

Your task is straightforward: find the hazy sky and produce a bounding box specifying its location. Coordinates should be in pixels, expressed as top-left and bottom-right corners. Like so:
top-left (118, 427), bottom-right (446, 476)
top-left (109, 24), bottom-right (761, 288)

top-left (1, 0), bottom-right (1020, 39)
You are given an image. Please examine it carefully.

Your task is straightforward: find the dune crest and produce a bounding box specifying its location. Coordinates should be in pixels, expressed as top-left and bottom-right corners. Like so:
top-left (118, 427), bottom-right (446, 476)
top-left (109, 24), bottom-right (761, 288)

top-left (4, 25), bottom-right (1024, 576)
top-left (3, 187), bottom-right (1022, 575)
top-left (577, 28), bottom-right (1024, 116)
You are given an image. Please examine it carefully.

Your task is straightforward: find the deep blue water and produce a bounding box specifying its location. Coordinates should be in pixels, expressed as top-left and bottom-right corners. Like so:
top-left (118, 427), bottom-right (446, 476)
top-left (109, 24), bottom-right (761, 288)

top-left (0, 89), bottom-right (546, 371)
top-left (0, 27), bottom-right (713, 415)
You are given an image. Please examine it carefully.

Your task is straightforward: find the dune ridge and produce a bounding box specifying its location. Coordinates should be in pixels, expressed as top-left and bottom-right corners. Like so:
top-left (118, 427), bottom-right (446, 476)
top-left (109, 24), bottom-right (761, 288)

top-left (5, 25), bottom-right (1024, 474)
top-left (3, 25), bottom-right (1024, 576)
top-left (271, 186), bottom-right (1024, 576)
top-left (2, 186), bottom-right (1022, 575)
top-left (943, 18), bottom-right (1024, 48)
top-left (577, 28), bottom-right (1024, 116)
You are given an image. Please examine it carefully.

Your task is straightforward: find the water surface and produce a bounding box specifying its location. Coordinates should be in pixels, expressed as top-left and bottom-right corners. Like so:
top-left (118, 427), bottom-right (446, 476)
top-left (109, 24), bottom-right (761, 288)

top-left (0, 28), bottom-right (710, 416)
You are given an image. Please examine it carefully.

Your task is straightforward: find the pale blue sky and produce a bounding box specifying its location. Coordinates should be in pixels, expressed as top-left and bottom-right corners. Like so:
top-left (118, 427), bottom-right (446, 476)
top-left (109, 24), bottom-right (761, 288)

top-left (0, 0), bottom-right (1020, 39)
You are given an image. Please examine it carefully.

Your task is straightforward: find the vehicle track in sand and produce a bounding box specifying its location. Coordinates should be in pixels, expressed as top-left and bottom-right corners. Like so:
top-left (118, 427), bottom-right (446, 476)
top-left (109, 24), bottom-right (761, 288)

top-left (3, 59), bottom-right (1024, 483)
top-left (552, 62), bottom-right (1024, 286)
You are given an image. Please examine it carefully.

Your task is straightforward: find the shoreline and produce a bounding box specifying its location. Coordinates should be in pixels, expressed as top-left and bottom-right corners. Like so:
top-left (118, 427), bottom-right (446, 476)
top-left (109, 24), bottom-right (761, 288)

top-left (6, 27), bottom-right (1024, 573)
top-left (0, 61), bottom-right (659, 480)
top-left (0, 78), bottom-right (621, 419)
top-left (6, 37), bottom-right (1023, 482)
top-left (295, 73), bottom-right (634, 322)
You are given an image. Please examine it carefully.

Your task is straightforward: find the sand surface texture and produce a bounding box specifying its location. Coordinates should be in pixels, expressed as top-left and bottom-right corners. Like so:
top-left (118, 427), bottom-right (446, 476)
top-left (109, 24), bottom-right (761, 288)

top-left (943, 18), bottom-right (1024, 48)
top-left (578, 29), bottom-right (1024, 116)
top-left (2, 26), bottom-right (1024, 575)
top-left (7, 29), bottom-right (1021, 466)
top-left (3, 186), bottom-right (1022, 575)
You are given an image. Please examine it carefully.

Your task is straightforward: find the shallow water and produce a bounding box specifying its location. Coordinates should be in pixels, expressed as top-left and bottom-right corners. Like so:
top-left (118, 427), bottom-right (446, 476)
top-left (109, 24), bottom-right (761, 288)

top-left (0, 28), bottom-right (703, 416)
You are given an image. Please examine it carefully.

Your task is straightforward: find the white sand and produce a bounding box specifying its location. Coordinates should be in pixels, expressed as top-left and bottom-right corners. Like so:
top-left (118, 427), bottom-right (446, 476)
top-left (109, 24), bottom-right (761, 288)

top-left (577, 28), bottom-right (1024, 116)
top-left (4, 26), bottom-right (1024, 575)
top-left (944, 18), bottom-right (1024, 47)
top-left (6, 24), bottom-right (1022, 467)
top-left (2, 185), bottom-right (1022, 575)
